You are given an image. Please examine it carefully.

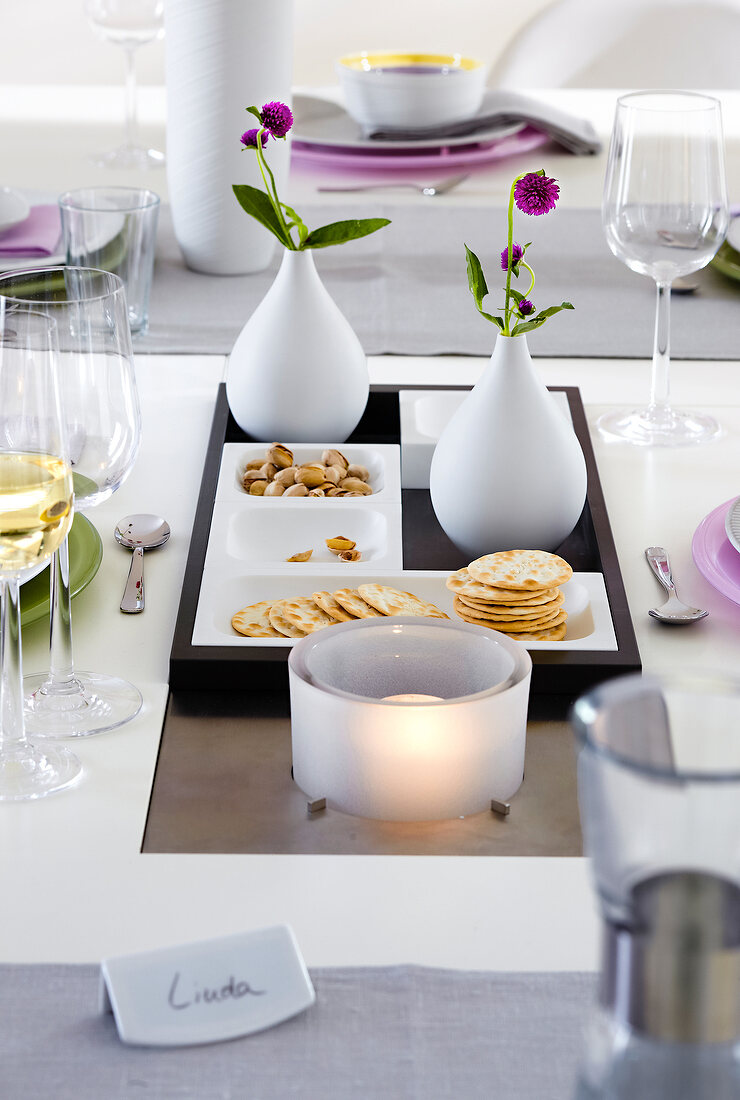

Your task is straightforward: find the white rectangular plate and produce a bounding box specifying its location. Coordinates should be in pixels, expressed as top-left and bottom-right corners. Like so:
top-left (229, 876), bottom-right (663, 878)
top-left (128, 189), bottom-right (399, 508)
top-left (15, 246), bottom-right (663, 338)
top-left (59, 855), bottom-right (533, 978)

top-left (193, 569), bottom-right (617, 652)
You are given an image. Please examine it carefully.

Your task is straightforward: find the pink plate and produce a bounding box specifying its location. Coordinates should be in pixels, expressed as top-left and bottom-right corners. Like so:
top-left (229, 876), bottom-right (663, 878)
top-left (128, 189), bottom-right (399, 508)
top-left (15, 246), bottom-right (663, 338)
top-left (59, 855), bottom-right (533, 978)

top-left (291, 126), bottom-right (550, 172)
top-left (692, 498), bottom-right (740, 605)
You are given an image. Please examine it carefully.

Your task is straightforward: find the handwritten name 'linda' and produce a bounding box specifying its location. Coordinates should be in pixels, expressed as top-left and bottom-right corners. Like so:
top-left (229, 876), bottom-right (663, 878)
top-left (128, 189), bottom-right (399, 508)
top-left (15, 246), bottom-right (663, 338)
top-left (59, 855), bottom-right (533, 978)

top-left (168, 971), bottom-right (266, 1011)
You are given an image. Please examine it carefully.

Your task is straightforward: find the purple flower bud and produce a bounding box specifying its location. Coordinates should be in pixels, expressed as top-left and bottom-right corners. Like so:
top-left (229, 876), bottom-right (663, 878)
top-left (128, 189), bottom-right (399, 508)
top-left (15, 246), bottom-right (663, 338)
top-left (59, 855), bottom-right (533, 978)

top-left (500, 242), bottom-right (524, 271)
top-left (241, 128), bottom-right (268, 149)
top-left (514, 173), bottom-right (560, 216)
top-left (518, 299), bottom-right (535, 316)
top-left (260, 100), bottom-right (294, 138)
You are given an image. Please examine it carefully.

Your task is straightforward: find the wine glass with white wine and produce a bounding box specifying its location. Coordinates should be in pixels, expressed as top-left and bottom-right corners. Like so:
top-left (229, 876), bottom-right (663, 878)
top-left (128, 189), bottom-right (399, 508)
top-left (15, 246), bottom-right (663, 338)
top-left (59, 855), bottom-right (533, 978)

top-left (600, 92), bottom-right (728, 446)
top-left (85, 0), bottom-right (165, 169)
top-left (0, 304), bottom-right (81, 799)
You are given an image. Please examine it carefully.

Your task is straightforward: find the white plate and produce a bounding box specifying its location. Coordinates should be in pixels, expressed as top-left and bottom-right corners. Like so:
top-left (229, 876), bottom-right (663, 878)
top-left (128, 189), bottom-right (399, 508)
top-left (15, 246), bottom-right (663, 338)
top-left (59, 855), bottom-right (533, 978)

top-left (293, 92), bottom-right (523, 151)
top-left (724, 495), bottom-right (740, 553)
top-left (0, 187), bottom-right (30, 233)
top-left (193, 568), bottom-right (617, 653)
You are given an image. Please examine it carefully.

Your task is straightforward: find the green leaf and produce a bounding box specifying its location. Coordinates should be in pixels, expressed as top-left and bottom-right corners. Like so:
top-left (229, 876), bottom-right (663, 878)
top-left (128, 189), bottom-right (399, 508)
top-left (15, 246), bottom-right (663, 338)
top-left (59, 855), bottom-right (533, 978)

top-left (302, 218), bottom-right (390, 249)
top-left (246, 106), bottom-right (262, 124)
top-left (535, 302), bottom-right (574, 320)
top-left (280, 202), bottom-right (309, 246)
top-left (232, 184), bottom-right (293, 248)
top-left (465, 244), bottom-right (489, 310)
top-left (505, 287), bottom-right (525, 303)
top-left (511, 318), bottom-right (547, 336)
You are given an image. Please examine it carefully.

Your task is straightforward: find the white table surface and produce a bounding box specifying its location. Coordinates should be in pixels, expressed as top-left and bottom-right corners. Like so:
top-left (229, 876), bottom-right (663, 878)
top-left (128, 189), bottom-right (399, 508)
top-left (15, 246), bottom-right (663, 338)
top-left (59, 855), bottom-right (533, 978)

top-left (2, 88), bottom-right (740, 973)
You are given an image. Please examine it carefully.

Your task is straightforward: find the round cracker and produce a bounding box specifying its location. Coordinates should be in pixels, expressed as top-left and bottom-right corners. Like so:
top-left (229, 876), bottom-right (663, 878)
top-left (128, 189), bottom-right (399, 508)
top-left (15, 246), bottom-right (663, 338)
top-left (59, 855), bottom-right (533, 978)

top-left (280, 596), bottom-right (336, 634)
top-left (446, 567), bottom-right (555, 603)
top-left (467, 550), bottom-right (573, 591)
top-left (453, 599), bottom-right (566, 631)
top-left (312, 591), bottom-right (356, 622)
top-left (357, 583), bottom-right (448, 619)
top-left (231, 600), bottom-right (282, 638)
top-left (268, 601), bottom-right (308, 638)
top-left (453, 595), bottom-right (563, 624)
top-left (513, 622), bottom-right (568, 642)
top-left (333, 588), bottom-right (384, 618)
top-left (456, 591), bottom-right (564, 619)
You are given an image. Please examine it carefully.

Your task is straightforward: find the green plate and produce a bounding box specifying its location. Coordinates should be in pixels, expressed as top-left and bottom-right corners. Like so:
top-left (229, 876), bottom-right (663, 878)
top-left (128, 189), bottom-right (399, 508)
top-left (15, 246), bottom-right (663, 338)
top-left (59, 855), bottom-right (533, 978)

top-left (20, 514), bottom-right (104, 628)
top-left (710, 240), bottom-right (740, 282)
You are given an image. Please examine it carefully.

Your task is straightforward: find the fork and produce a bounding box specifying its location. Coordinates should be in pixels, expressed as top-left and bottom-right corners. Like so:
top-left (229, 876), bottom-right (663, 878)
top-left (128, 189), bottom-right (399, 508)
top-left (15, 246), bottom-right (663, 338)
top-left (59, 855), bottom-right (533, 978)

top-left (317, 172), bottom-right (470, 197)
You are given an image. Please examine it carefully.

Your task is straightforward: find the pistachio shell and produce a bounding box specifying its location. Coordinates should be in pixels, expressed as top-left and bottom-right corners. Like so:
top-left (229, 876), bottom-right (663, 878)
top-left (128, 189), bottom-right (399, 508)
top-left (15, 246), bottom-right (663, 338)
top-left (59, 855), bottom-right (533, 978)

top-left (326, 535), bottom-right (356, 553)
top-left (263, 481), bottom-right (285, 496)
top-left (346, 464), bottom-right (370, 482)
top-left (274, 466), bottom-right (297, 487)
top-left (338, 477), bottom-right (372, 495)
top-left (286, 550), bottom-right (313, 562)
top-left (266, 443), bottom-right (293, 469)
top-left (283, 483), bottom-right (309, 497)
top-left (338, 549), bottom-right (362, 562)
top-left (322, 448), bottom-right (349, 469)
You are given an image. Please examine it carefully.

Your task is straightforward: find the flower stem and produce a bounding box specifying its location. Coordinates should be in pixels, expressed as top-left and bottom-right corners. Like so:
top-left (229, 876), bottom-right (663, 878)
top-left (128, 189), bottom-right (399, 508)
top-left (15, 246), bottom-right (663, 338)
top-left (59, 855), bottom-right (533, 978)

top-left (504, 174), bottom-right (525, 335)
top-left (521, 260), bottom-right (535, 300)
top-left (254, 130), bottom-right (295, 249)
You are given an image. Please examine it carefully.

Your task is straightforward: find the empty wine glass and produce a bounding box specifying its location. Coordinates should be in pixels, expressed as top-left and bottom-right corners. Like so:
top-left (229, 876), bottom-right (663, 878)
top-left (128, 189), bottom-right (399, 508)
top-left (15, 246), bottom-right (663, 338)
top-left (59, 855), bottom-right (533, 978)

top-left (85, 0), bottom-right (165, 169)
top-left (600, 92), bottom-right (729, 446)
top-left (0, 268), bottom-right (142, 737)
top-left (0, 304), bottom-right (81, 798)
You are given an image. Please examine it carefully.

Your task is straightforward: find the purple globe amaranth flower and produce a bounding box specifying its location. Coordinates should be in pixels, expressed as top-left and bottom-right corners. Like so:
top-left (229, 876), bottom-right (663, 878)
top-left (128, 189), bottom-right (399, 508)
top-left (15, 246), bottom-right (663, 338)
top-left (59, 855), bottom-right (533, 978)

top-left (518, 299), bottom-right (535, 316)
top-left (260, 100), bottom-right (293, 138)
top-left (514, 173), bottom-right (560, 216)
top-left (241, 128), bottom-right (268, 149)
top-left (500, 242), bottom-right (524, 270)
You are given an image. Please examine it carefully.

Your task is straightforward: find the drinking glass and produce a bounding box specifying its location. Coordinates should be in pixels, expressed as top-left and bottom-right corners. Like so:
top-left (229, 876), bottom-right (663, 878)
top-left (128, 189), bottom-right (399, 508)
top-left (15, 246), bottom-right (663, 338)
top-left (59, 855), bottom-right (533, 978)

top-left (84, 0), bottom-right (165, 169)
top-left (0, 268), bottom-right (142, 737)
top-left (600, 92), bottom-right (729, 446)
top-left (0, 303), bottom-right (81, 798)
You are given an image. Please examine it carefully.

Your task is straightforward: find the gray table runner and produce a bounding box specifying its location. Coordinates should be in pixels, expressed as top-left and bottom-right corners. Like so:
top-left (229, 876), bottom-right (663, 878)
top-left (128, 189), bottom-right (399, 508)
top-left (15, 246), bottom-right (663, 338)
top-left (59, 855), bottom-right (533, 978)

top-left (0, 963), bottom-right (594, 1098)
top-left (138, 204), bottom-right (740, 360)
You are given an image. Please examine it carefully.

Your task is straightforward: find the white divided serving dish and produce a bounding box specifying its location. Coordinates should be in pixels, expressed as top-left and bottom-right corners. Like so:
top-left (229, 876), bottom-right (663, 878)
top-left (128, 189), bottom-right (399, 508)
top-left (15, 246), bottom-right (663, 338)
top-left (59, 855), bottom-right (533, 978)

top-left (215, 442), bottom-right (401, 503)
top-left (192, 569), bottom-right (616, 653)
top-left (399, 389), bottom-right (573, 489)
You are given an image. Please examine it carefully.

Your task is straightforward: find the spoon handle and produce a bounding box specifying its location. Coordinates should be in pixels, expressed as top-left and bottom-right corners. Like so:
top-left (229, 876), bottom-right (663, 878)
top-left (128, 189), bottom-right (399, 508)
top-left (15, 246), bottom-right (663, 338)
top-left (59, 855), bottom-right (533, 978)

top-left (645, 546), bottom-right (677, 596)
top-left (120, 547), bottom-right (144, 613)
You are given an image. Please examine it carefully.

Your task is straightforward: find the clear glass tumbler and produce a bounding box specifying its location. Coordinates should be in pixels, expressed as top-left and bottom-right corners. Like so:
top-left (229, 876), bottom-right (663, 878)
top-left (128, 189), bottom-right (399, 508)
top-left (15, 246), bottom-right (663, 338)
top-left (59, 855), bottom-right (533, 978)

top-left (59, 187), bottom-right (160, 336)
top-left (571, 673), bottom-right (740, 1099)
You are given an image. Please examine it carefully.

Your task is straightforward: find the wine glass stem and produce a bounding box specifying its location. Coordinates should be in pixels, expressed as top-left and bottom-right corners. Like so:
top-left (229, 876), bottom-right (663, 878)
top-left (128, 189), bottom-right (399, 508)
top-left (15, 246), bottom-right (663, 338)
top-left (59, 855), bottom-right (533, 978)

top-left (0, 578), bottom-right (28, 750)
top-left (123, 46), bottom-right (139, 151)
top-left (649, 281), bottom-right (671, 414)
top-left (46, 540), bottom-right (78, 692)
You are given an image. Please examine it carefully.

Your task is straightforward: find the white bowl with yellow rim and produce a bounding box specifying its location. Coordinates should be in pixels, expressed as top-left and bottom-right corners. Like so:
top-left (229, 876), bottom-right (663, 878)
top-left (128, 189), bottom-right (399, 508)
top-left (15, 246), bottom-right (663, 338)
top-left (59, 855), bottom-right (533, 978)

top-left (336, 51), bottom-right (487, 131)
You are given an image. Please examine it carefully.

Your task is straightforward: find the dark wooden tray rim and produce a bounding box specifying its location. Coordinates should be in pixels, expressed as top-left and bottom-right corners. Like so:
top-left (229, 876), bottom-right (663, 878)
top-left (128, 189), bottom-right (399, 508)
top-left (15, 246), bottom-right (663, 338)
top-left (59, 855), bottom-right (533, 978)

top-left (169, 384), bottom-right (640, 696)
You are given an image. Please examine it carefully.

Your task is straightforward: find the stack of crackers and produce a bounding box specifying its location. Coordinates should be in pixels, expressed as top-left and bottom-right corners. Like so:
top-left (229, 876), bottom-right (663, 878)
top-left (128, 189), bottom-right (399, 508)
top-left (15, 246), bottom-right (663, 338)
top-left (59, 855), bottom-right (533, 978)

top-left (232, 584), bottom-right (448, 639)
top-left (447, 550), bottom-right (573, 642)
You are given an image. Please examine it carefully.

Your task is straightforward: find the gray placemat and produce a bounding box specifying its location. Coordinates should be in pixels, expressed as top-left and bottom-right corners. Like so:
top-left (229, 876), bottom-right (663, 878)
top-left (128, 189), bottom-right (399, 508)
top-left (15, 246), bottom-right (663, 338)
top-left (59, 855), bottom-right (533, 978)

top-left (0, 963), bottom-right (594, 1099)
top-left (137, 204), bottom-right (740, 359)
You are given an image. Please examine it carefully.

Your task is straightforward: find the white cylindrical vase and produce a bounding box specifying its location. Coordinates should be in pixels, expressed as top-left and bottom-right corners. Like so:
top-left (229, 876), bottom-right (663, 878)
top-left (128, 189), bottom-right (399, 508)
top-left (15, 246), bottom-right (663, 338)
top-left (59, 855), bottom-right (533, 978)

top-left (429, 334), bottom-right (588, 559)
top-left (165, 0), bottom-right (293, 274)
top-left (226, 248), bottom-right (369, 442)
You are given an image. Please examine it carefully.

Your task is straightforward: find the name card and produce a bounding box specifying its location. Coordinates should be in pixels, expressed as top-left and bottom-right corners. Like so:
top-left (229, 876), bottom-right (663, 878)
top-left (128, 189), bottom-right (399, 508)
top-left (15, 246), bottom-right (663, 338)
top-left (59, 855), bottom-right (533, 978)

top-left (100, 924), bottom-right (315, 1046)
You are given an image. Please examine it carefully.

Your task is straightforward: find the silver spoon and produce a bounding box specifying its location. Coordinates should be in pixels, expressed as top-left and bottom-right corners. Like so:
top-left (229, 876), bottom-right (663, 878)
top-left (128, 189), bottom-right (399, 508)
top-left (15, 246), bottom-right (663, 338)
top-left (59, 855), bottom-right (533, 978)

top-left (645, 546), bottom-right (708, 624)
top-left (115, 514), bottom-right (171, 614)
top-left (317, 172), bottom-right (470, 197)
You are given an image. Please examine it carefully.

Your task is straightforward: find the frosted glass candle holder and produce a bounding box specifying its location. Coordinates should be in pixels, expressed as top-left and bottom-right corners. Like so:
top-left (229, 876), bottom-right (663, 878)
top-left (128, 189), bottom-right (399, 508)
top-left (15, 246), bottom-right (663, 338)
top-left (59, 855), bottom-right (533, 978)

top-left (288, 616), bottom-right (532, 822)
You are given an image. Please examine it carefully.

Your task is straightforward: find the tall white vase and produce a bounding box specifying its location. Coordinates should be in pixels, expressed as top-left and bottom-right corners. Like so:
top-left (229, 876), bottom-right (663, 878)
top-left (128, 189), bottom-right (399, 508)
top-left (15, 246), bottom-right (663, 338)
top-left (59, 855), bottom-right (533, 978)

top-left (226, 249), bottom-right (370, 442)
top-left (164, 0), bottom-right (293, 274)
top-left (429, 334), bottom-right (587, 559)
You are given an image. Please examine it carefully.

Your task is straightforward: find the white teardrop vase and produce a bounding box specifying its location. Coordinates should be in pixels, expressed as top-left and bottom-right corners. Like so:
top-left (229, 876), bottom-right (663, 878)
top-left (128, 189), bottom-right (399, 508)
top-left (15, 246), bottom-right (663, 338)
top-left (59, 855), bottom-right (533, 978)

top-left (429, 334), bottom-right (587, 559)
top-left (226, 248), bottom-right (370, 442)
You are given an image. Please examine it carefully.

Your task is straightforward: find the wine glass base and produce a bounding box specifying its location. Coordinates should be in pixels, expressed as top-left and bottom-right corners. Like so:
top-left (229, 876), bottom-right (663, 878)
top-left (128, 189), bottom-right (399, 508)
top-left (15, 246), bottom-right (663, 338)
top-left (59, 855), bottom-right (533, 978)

top-left (0, 742), bottom-right (82, 801)
top-left (597, 407), bottom-right (721, 447)
top-left (91, 144), bottom-right (165, 170)
top-left (23, 671), bottom-right (143, 738)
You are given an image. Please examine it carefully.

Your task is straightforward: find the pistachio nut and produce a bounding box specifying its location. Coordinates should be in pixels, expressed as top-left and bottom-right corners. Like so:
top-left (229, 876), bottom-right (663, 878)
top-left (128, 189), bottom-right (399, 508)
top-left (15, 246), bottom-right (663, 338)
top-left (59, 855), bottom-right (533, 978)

top-left (245, 458), bottom-right (264, 470)
top-left (325, 487), bottom-right (342, 496)
top-left (308, 487), bottom-right (326, 497)
top-left (259, 462), bottom-right (278, 481)
top-left (296, 465), bottom-right (326, 488)
top-left (286, 550), bottom-right (313, 562)
top-left (338, 477), bottom-right (372, 495)
top-left (283, 483), bottom-right (309, 497)
top-left (249, 479), bottom-right (268, 496)
top-left (346, 464), bottom-right (370, 483)
top-left (322, 466), bottom-right (341, 485)
top-left (322, 448), bottom-right (349, 469)
top-left (326, 536), bottom-right (356, 553)
top-left (266, 443), bottom-right (293, 469)
top-left (263, 481), bottom-right (285, 497)
top-left (242, 469), bottom-right (266, 488)
top-left (274, 466), bottom-right (297, 487)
